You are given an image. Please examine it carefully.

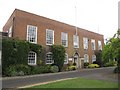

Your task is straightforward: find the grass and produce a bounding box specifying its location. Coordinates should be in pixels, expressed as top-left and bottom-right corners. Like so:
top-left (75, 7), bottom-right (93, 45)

top-left (31, 77), bottom-right (118, 88)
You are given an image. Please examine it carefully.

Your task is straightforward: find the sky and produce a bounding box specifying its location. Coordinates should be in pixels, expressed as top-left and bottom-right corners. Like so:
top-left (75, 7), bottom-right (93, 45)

top-left (0, 0), bottom-right (119, 40)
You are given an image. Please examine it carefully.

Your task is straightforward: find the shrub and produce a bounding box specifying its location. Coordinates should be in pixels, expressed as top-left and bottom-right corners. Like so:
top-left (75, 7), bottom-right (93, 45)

top-left (88, 64), bottom-right (99, 68)
top-left (73, 63), bottom-right (76, 66)
top-left (84, 62), bottom-right (89, 68)
top-left (67, 65), bottom-right (77, 71)
top-left (50, 65), bottom-right (59, 73)
top-left (15, 64), bottom-right (31, 75)
top-left (4, 65), bottom-right (17, 76)
top-left (4, 64), bottom-right (31, 76)
top-left (31, 65), bottom-right (51, 74)
top-left (114, 67), bottom-right (120, 73)
top-left (104, 60), bottom-right (116, 67)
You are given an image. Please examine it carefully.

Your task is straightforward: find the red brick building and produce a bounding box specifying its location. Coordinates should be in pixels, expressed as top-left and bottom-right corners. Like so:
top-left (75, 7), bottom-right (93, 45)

top-left (3, 9), bottom-right (104, 68)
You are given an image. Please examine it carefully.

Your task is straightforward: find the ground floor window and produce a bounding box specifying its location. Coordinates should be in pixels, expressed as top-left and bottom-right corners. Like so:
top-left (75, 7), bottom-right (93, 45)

top-left (92, 54), bottom-right (96, 63)
top-left (46, 52), bottom-right (53, 64)
top-left (64, 53), bottom-right (68, 64)
top-left (28, 51), bottom-right (37, 65)
top-left (84, 54), bottom-right (89, 62)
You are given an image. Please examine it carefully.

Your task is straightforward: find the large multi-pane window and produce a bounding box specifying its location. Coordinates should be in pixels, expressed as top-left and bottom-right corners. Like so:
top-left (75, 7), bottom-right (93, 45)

top-left (91, 39), bottom-right (96, 50)
top-left (64, 53), bottom-right (68, 64)
top-left (92, 55), bottom-right (96, 63)
top-left (46, 52), bottom-right (53, 64)
top-left (84, 54), bottom-right (89, 62)
top-left (61, 32), bottom-right (68, 47)
top-left (98, 40), bottom-right (102, 50)
top-left (8, 26), bottom-right (12, 37)
top-left (27, 25), bottom-right (37, 44)
top-left (83, 37), bottom-right (88, 49)
top-left (73, 35), bottom-right (79, 48)
top-left (46, 29), bottom-right (54, 45)
top-left (28, 51), bottom-right (37, 65)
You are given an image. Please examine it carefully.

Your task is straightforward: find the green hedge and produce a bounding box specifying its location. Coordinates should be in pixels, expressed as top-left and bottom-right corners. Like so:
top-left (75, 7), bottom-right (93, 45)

top-left (4, 64), bottom-right (51, 76)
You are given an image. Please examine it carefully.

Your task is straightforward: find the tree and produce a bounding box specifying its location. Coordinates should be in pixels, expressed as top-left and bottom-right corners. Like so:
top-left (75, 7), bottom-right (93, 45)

top-left (102, 29), bottom-right (120, 66)
top-left (51, 45), bottom-right (65, 71)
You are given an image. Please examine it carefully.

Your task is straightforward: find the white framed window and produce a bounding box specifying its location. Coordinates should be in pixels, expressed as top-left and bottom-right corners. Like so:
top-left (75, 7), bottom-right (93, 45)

top-left (28, 51), bottom-right (37, 65)
top-left (61, 32), bottom-right (68, 47)
top-left (64, 53), bottom-right (68, 64)
top-left (46, 52), bottom-right (54, 64)
top-left (73, 35), bottom-right (79, 48)
top-left (27, 25), bottom-right (37, 44)
top-left (84, 54), bottom-right (89, 62)
top-left (98, 40), bottom-right (102, 50)
top-left (83, 37), bottom-right (88, 49)
top-left (8, 26), bottom-right (12, 37)
top-left (46, 29), bottom-right (54, 45)
top-left (91, 39), bottom-right (96, 50)
top-left (92, 55), bottom-right (96, 63)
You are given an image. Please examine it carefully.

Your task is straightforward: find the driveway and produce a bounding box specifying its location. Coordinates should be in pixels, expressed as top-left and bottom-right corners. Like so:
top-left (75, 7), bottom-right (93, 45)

top-left (2, 67), bottom-right (118, 88)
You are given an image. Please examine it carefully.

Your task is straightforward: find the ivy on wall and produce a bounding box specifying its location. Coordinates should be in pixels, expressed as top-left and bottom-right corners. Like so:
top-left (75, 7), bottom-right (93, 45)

top-left (2, 38), bottom-right (42, 73)
top-left (51, 45), bottom-right (65, 71)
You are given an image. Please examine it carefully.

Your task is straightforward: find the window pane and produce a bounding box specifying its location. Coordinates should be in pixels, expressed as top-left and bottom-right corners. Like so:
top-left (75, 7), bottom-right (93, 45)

top-left (91, 39), bottom-right (95, 50)
top-left (74, 35), bottom-right (79, 48)
top-left (27, 25), bottom-right (37, 43)
top-left (46, 52), bottom-right (53, 64)
top-left (83, 37), bottom-right (88, 49)
top-left (28, 51), bottom-right (36, 65)
top-left (98, 41), bottom-right (102, 50)
top-left (46, 29), bottom-right (54, 45)
top-left (61, 32), bottom-right (68, 47)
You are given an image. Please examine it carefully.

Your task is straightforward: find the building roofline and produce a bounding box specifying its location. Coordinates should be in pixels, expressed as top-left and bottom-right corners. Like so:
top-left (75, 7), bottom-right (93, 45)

top-left (5, 8), bottom-right (104, 37)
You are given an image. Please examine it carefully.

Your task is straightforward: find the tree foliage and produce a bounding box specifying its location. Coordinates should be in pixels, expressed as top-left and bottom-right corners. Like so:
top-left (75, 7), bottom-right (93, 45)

top-left (102, 29), bottom-right (120, 65)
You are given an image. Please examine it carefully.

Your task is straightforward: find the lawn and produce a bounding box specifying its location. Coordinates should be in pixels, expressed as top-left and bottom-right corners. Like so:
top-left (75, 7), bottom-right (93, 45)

top-left (31, 77), bottom-right (118, 88)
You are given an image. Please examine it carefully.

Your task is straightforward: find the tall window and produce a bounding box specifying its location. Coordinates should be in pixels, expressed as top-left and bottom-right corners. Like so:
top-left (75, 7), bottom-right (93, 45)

top-left (73, 35), bottom-right (79, 48)
top-left (98, 40), bottom-right (102, 50)
top-left (8, 26), bottom-right (12, 37)
top-left (92, 55), bottom-right (96, 63)
top-left (46, 29), bottom-right (54, 45)
top-left (83, 37), bottom-right (88, 49)
top-left (27, 25), bottom-right (37, 44)
top-left (84, 54), bottom-right (89, 62)
top-left (46, 52), bottom-right (53, 64)
top-left (61, 32), bottom-right (68, 47)
top-left (64, 53), bottom-right (68, 64)
top-left (28, 51), bottom-right (37, 65)
top-left (91, 39), bottom-right (96, 50)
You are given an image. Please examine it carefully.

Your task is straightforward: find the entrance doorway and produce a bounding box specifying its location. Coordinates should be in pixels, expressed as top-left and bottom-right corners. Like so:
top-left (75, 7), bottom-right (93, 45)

top-left (73, 52), bottom-right (79, 68)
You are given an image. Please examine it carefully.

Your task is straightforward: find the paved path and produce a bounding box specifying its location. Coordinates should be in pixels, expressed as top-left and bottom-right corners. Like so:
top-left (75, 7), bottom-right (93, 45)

top-left (2, 67), bottom-right (118, 88)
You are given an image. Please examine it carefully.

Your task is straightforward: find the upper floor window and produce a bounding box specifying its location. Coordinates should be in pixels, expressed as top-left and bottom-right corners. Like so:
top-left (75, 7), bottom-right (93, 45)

top-left (91, 39), bottom-right (96, 50)
top-left (27, 25), bottom-right (37, 44)
top-left (84, 54), bottom-right (89, 62)
top-left (83, 37), bottom-right (88, 49)
top-left (64, 53), bottom-right (68, 64)
top-left (61, 32), bottom-right (68, 47)
top-left (28, 51), bottom-right (37, 65)
top-left (46, 29), bottom-right (54, 45)
top-left (8, 26), bottom-right (12, 37)
top-left (98, 40), bottom-right (102, 50)
top-left (46, 52), bottom-right (54, 64)
top-left (92, 55), bottom-right (96, 63)
top-left (73, 35), bottom-right (79, 48)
